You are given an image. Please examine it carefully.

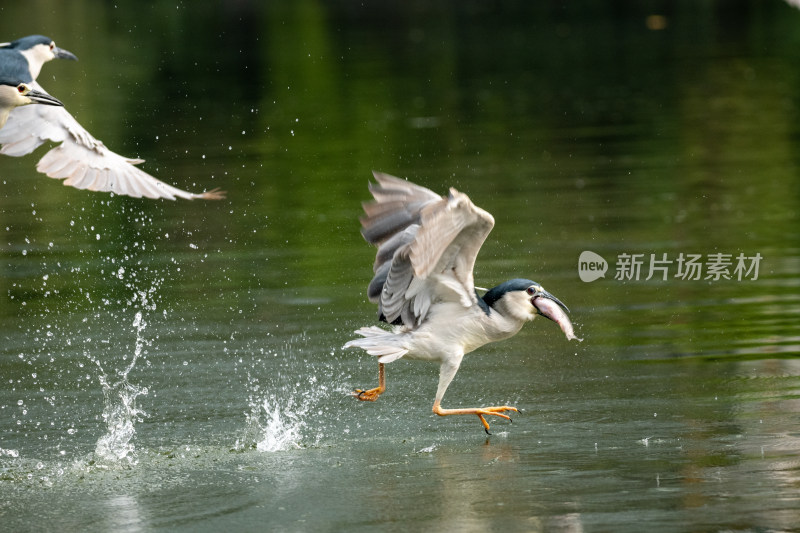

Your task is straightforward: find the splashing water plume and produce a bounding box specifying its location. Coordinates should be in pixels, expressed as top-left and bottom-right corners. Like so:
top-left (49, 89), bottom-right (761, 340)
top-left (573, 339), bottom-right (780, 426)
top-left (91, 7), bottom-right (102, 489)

top-left (92, 300), bottom-right (151, 466)
top-left (235, 335), bottom-right (341, 452)
top-left (236, 389), bottom-right (318, 453)
top-left (254, 397), bottom-right (305, 452)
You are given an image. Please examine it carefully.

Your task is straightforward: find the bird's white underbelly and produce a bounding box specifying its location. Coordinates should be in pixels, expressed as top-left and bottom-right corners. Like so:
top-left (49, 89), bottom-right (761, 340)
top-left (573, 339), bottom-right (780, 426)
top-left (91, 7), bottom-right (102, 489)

top-left (400, 302), bottom-right (522, 362)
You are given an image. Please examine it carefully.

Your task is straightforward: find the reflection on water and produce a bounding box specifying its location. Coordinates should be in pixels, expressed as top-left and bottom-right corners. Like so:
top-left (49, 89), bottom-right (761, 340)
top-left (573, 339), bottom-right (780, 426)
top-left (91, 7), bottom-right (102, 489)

top-left (1, 1), bottom-right (800, 532)
top-left (102, 494), bottom-right (146, 533)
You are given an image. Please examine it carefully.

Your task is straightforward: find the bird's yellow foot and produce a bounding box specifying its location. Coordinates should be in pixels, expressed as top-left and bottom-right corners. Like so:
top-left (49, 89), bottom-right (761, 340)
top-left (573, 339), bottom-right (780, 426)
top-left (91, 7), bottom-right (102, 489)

top-left (433, 402), bottom-right (518, 435)
top-left (474, 406), bottom-right (518, 434)
top-left (353, 363), bottom-right (386, 402)
top-left (352, 386), bottom-right (384, 402)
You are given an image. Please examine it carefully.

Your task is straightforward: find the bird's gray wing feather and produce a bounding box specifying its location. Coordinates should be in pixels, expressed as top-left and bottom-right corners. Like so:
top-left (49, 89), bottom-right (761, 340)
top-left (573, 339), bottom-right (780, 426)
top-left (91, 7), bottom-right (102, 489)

top-left (411, 188), bottom-right (494, 285)
top-left (359, 172), bottom-right (495, 326)
top-left (0, 82), bottom-right (223, 200)
top-left (360, 172), bottom-right (441, 245)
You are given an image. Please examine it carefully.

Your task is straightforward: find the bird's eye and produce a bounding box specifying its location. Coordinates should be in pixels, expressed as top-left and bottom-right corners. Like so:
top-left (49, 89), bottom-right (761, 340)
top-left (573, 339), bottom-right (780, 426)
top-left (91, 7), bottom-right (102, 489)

top-left (526, 287), bottom-right (536, 295)
top-left (50, 42), bottom-right (55, 50)
top-left (16, 83), bottom-right (29, 95)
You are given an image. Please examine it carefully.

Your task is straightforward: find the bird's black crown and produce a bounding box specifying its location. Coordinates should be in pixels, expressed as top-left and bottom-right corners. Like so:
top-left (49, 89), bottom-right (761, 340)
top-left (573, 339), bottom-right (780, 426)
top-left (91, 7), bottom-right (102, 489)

top-left (481, 278), bottom-right (537, 309)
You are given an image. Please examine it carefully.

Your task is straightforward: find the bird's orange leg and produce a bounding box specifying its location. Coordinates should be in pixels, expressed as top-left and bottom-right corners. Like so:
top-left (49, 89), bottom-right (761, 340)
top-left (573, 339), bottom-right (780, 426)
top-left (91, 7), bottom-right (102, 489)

top-left (432, 398), bottom-right (518, 435)
top-left (353, 362), bottom-right (385, 402)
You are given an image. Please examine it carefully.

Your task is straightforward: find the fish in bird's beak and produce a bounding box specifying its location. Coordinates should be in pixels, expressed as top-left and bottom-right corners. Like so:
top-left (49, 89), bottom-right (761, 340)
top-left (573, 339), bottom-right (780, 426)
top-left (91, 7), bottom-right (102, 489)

top-left (531, 288), bottom-right (582, 342)
top-left (54, 46), bottom-right (78, 61)
top-left (27, 89), bottom-right (63, 107)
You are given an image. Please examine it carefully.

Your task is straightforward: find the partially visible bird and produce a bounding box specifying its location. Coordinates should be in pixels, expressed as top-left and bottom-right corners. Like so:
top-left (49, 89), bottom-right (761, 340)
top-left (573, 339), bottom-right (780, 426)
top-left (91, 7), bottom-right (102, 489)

top-left (344, 172), bottom-right (581, 434)
top-left (0, 35), bottom-right (224, 201)
top-left (0, 77), bottom-right (63, 128)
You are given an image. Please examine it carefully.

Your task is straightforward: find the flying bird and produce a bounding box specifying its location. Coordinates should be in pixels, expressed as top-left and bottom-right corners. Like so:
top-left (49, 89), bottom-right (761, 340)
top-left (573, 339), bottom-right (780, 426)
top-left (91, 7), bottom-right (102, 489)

top-left (0, 35), bottom-right (224, 200)
top-left (344, 172), bottom-right (581, 434)
top-left (0, 77), bottom-right (63, 128)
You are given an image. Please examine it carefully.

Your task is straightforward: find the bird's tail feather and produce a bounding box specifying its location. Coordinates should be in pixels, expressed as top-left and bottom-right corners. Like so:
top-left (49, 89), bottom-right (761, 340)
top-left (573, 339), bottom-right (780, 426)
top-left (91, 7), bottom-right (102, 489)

top-left (344, 326), bottom-right (408, 363)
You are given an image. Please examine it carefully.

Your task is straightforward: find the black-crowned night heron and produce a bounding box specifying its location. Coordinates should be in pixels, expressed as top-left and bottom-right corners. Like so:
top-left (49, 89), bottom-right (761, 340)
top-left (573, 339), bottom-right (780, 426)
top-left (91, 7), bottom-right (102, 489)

top-left (0, 35), bottom-right (224, 200)
top-left (344, 172), bottom-right (581, 434)
top-left (0, 77), bottom-right (63, 127)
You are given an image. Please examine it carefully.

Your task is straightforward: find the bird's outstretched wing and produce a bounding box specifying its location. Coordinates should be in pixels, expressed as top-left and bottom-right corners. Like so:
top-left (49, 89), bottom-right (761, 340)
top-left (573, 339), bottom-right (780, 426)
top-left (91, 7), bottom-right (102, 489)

top-left (359, 171), bottom-right (495, 327)
top-left (0, 82), bottom-right (224, 200)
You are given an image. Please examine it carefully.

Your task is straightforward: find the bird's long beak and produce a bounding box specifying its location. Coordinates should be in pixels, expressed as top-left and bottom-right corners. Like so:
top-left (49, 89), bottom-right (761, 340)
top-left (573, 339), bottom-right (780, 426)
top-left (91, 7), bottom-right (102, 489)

top-left (532, 288), bottom-right (570, 316)
top-left (54, 46), bottom-right (78, 61)
top-left (27, 89), bottom-right (64, 107)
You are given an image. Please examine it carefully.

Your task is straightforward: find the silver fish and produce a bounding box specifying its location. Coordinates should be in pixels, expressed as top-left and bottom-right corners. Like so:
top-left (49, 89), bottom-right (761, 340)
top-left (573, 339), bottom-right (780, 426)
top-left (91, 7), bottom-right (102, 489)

top-left (533, 296), bottom-right (583, 342)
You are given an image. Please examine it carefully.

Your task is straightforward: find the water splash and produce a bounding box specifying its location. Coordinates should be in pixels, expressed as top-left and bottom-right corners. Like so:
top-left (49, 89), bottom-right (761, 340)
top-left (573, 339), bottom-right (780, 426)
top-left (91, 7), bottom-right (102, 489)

top-left (233, 334), bottom-right (349, 452)
top-left (93, 374), bottom-right (148, 465)
top-left (0, 447), bottom-right (20, 458)
top-left (237, 393), bottom-right (309, 452)
top-left (92, 301), bottom-right (151, 466)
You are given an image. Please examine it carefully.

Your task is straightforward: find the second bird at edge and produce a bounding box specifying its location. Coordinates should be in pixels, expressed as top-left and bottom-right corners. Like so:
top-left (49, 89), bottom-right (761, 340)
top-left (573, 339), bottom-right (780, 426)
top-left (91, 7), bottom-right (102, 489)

top-left (0, 35), bottom-right (224, 201)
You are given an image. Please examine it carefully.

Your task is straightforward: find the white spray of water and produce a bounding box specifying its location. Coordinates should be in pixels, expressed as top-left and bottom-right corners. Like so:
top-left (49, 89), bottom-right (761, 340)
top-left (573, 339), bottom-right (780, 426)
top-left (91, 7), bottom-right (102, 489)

top-left (233, 332), bottom-right (358, 453)
top-left (257, 397), bottom-right (304, 452)
top-left (235, 334), bottom-right (344, 452)
top-left (93, 373), bottom-right (148, 465)
top-left (92, 294), bottom-right (152, 466)
top-left (0, 447), bottom-right (20, 458)
top-left (237, 391), bottom-right (315, 453)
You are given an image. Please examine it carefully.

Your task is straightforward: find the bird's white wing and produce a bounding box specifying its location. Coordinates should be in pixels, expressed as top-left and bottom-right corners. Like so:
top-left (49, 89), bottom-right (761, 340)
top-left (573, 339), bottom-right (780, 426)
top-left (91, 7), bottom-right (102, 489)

top-left (359, 171), bottom-right (495, 327)
top-left (0, 82), bottom-right (223, 200)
